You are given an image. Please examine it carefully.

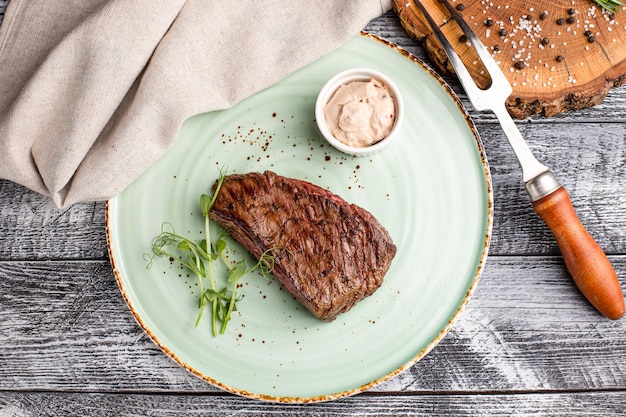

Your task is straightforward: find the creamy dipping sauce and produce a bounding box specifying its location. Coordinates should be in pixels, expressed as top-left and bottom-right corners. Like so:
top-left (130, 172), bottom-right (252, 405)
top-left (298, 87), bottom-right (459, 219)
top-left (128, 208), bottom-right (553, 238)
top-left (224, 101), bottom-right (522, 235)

top-left (323, 78), bottom-right (396, 148)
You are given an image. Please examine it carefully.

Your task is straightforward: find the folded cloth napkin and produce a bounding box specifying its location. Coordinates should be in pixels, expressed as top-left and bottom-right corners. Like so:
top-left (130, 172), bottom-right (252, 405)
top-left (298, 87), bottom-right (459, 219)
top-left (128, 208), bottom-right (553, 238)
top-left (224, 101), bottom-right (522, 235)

top-left (0, 0), bottom-right (391, 208)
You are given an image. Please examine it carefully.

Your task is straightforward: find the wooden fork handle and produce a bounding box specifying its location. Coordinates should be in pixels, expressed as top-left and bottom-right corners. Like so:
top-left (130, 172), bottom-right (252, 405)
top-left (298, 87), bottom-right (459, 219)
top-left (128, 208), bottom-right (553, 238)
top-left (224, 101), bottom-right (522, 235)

top-left (532, 187), bottom-right (625, 320)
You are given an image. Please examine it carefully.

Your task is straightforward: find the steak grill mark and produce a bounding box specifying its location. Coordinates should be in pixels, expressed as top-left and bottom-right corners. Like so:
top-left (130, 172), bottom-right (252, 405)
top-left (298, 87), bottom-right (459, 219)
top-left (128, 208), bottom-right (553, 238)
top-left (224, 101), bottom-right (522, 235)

top-left (209, 171), bottom-right (397, 322)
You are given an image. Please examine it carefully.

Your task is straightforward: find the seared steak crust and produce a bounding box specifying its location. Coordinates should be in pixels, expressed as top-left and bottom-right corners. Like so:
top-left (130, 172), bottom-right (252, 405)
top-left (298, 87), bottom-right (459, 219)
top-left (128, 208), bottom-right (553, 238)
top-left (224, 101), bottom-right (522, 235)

top-left (209, 171), bottom-right (397, 322)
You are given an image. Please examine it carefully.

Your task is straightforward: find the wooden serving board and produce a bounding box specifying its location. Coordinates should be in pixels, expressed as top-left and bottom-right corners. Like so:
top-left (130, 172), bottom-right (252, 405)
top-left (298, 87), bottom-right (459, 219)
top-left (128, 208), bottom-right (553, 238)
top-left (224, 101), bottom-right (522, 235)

top-left (392, 0), bottom-right (626, 118)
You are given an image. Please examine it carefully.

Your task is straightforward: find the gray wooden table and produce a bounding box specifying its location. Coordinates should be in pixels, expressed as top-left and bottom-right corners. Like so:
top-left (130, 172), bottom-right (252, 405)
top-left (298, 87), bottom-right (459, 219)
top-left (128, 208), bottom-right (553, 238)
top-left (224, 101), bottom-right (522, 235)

top-left (2, 4), bottom-right (626, 416)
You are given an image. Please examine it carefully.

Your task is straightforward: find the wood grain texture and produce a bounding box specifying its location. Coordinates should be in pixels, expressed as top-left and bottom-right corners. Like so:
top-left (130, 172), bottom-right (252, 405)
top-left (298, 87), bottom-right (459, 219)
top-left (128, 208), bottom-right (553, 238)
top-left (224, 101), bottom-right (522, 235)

top-left (393, 0), bottom-right (626, 118)
top-left (0, 181), bottom-right (107, 261)
top-left (2, 4), bottom-right (626, 416)
top-left (373, 8), bottom-right (626, 122)
top-left (1, 259), bottom-right (625, 393)
top-left (3, 124), bottom-right (625, 260)
top-left (0, 1), bottom-right (6, 23)
top-left (2, 392), bottom-right (626, 417)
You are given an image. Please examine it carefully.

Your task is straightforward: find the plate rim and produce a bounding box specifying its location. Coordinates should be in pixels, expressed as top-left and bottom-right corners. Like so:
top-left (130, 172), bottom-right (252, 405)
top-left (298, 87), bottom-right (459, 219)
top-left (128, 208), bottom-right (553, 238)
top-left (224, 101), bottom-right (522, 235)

top-left (105, 31), bottom-right (494, 403)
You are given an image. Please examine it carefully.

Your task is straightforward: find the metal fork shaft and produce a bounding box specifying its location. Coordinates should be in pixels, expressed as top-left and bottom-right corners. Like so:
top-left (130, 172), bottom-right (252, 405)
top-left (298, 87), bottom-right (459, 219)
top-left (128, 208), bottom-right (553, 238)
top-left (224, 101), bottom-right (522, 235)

top-left (415, 0), bottom-right (624, 320)
top-left (414, 0), bottom-right (549, 188)
top-left (491, 105), bottom-right (550, 185)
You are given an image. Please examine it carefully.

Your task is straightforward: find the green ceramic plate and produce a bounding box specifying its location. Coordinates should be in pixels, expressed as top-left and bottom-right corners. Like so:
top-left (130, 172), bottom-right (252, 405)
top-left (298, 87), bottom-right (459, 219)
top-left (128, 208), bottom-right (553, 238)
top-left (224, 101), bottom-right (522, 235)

top-left (106, 33), bottom-right (493, 402)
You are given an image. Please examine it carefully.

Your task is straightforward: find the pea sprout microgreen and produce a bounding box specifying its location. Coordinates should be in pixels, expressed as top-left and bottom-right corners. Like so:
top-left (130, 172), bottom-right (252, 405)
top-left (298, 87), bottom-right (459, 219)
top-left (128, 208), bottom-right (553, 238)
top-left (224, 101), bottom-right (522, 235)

top-left (145, 169), bottom-right (286, 336)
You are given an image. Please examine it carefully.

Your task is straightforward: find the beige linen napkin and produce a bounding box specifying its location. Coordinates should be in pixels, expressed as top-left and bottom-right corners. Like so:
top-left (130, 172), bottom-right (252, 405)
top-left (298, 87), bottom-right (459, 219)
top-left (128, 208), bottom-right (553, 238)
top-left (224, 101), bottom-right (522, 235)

top-left (0, 0), bottom-right (391, 208)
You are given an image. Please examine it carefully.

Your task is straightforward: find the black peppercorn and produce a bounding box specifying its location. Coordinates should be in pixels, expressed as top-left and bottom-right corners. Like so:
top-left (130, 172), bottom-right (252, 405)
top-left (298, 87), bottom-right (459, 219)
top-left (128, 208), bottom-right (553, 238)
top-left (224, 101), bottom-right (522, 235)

top-left (567, 8), bottom-right (576, 15)
top-left (588, 35), bottom-right (595, 43)
top-left (566, 16), bottom-right (576, 24)
top-left (456, 3), bottom-right (465, 11)
top-left (539, 11), bottom-right (548, 20)
top-left (485, 18), bottom-right (493, 27)
top-left (556, 18), bottom-right (565, 25)
top-left (500, 28), bottom-right (508, 36)
top-left (541, 37), bottom-right (550, 46)
top-left (459, 34), bottom-right (467, 43)
top-left (514, 61), bottom-right (525, 70)
top-left (556, 55), bottom-right (564, 62)
top-left (493, 44), bottom-right (500, 52)
top-left (585, 30), bottom-right (593, 37)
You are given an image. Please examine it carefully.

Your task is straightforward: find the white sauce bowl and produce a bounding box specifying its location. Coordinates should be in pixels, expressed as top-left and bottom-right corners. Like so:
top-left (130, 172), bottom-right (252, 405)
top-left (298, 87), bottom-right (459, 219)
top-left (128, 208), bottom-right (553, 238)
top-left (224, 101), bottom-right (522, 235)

top-left (315, 68), bottom-right (404, 156)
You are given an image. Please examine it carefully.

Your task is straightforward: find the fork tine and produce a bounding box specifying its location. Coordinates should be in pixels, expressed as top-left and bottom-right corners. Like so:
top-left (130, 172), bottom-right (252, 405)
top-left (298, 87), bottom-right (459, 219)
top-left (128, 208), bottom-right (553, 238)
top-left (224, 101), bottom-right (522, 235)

top-left (434, 0), bottom-right (511, 89)
top-left (414, 0), bottom-right (512, 111)
top-left (413, 1), bottom-right (479, 93)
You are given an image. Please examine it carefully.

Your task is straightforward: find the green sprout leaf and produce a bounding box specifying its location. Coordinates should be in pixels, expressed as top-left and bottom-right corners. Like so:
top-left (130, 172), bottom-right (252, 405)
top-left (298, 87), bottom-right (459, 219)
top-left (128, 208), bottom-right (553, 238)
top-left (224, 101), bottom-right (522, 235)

top-left (145, 168), bottom-right (289, 337)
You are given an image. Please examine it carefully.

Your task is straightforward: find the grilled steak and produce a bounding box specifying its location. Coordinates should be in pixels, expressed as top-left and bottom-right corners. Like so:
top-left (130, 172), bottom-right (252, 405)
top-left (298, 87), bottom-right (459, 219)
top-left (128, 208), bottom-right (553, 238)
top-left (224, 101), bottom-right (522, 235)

top-left (209, 171), bottom-right (397, 322)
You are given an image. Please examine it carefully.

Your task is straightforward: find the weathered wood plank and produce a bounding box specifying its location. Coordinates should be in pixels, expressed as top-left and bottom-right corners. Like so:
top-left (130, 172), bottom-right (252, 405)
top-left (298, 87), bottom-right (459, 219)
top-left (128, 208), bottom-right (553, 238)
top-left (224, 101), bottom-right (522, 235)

top-left (1, 258), bottom-right (625, 393)
top-left (1, 5), bottom-right (626, 416)
top-left (397, 256), bottom-right (626, 393)
top-left (1, 391), bottom-right (626, 417)
top-left (484, 122), bottom-right (626, 255)
top-left (0, 12), bottom-right (625, 262)
top-left (2, 121), bottom-right (625, 259)
top-left (0, 260), bottom-right (207, 392)
top-left (0, 180), bottom-right (108, 260)
top-left (0, 1), bottom-right (7, 23)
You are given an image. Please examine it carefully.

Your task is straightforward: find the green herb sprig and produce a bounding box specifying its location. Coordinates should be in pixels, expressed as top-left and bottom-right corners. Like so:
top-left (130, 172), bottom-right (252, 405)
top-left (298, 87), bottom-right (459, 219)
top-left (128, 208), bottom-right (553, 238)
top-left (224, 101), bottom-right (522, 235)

top-left (593, 0), bottom-right (623, 13)
top-left (145, 169), bottom-right (284, 336)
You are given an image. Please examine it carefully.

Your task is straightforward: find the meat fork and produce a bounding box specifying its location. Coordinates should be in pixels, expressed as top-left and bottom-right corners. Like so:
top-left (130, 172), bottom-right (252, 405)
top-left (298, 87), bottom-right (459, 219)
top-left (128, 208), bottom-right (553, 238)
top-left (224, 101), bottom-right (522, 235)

top-left (414, 0), bottom-right (624, 319)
